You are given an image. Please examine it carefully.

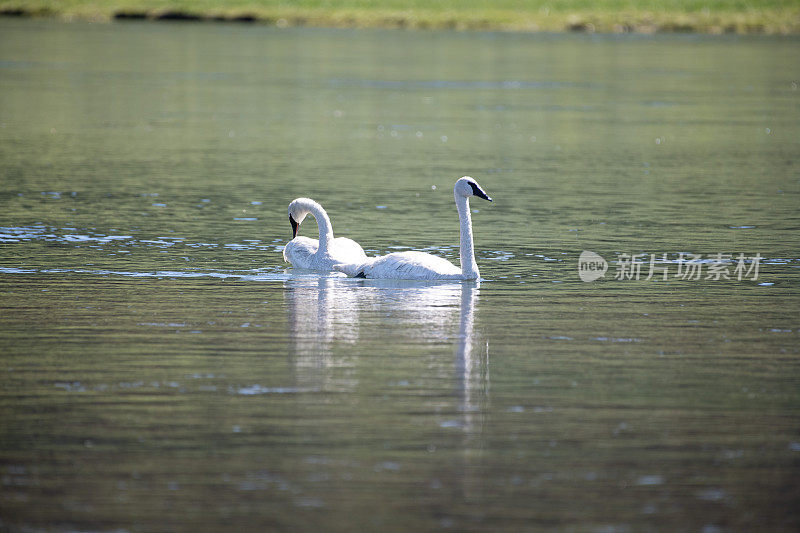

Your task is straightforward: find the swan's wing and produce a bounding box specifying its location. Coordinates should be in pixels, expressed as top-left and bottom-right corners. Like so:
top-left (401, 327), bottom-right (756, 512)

top-left (334, 252), bottom-right (462, 280)
top-left (283, 237), bottom-right (318, 268)
top-left (357, 251), bottom-right (461, 280)
top-left (331, 237), bottom-right (368, 262)
top-left (377, 252), bottom-right (461, 279)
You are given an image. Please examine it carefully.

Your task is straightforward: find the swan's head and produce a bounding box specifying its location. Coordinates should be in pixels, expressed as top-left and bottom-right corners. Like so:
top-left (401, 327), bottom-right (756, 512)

top-left (287, 199), bottom-right (311, 238)
top-left (455, 176), bottom-right (492, 202)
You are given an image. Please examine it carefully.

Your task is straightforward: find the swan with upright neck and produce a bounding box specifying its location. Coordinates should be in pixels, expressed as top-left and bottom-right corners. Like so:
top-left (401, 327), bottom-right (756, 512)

top-left (283, 198), bottom-right (367, 271)
top-left (335, 177), bottom-right (492, 280)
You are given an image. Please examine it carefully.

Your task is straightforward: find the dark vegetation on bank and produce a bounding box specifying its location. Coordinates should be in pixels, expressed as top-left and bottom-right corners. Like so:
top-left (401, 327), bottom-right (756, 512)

top-left (1, 0), bottom-right (798, 34)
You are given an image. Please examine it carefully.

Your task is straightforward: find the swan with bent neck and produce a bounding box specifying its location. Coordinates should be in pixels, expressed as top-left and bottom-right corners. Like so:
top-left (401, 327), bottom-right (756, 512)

top-left (335, 177), bottom-right (492, 280)
top-left (283, 198), bottom-right (367, 271)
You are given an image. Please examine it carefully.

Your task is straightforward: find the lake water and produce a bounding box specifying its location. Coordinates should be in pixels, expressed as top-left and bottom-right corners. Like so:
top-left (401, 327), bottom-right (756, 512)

top-left (1, 18), bottom-right (799, 531)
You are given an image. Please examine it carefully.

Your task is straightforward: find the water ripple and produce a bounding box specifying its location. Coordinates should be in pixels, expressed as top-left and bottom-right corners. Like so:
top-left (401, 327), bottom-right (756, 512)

top-left (0, 224), bottom-right (283, 252)
top-left (0, 266), bottom-right (288, 281)
top-left (330, 78), bottom-right (588, 91)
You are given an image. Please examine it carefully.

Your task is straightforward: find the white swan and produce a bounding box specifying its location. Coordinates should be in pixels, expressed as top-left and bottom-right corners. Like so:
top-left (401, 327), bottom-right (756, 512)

top-left (283, 198), bottom-right (367, 270)
top-left (335, 177), bottom-right (492, 280)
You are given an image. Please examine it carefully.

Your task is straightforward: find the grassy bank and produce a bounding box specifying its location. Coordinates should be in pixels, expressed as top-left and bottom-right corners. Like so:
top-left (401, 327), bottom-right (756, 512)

top-left (1, 0), bottom-right (799, 34)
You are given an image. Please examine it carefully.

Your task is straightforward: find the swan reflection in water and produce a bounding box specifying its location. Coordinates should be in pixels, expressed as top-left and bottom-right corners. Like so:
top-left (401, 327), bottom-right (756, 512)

top-left (283, 275), bottom-right (489, 426)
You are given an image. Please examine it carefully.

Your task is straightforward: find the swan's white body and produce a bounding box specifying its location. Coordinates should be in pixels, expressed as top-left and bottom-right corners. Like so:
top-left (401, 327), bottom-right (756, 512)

top-left (335, 177), bottom-right (491, 280)
top-left (283, 198), bottom-right (367, 271)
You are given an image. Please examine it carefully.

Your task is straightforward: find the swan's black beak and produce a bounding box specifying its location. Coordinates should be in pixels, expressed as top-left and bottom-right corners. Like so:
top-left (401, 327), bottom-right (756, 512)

top-left (289, 214), bottom-right (299, 238)
top-left (469, 182), bottom-right (492, 202)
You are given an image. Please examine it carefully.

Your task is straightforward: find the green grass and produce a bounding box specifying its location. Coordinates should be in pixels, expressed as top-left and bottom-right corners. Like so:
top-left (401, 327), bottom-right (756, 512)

top-left (1, 0), bottom-right (799, 33)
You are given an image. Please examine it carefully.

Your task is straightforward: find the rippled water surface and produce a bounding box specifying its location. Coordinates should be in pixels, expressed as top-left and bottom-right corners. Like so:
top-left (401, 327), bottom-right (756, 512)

top-left (1, 19), bottom-right (799, 531)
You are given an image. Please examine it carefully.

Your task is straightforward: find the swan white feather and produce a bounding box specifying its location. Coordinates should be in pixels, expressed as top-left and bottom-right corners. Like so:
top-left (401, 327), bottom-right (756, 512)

top-left (283, 198), bottom-right (367, 271)
top-left (334, 177), bottom-right (492, 280)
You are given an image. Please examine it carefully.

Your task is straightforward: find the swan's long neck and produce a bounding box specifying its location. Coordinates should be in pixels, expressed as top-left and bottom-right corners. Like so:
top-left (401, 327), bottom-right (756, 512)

top-left (455, 192), bottom-right (479, 279)
top-left (304, 200), bottom-right (335, 254)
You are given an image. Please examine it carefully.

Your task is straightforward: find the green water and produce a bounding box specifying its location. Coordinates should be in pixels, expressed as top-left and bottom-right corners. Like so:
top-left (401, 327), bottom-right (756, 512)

top-left (1, 19), bottom-right (799, 531)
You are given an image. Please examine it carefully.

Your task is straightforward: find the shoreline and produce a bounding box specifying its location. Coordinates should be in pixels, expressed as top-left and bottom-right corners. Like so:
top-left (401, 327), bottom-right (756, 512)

top-left (1, 5), bottom-right (799, 35)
